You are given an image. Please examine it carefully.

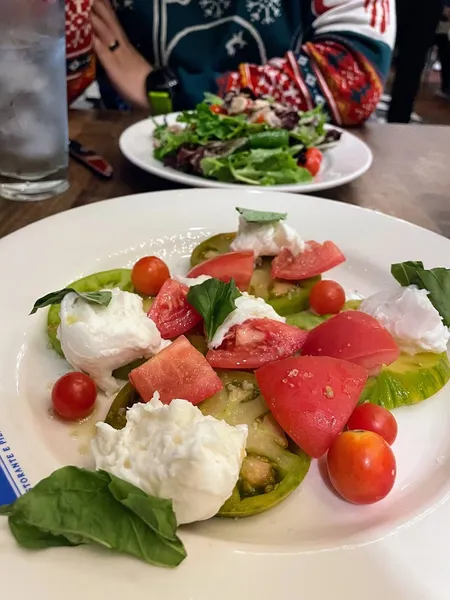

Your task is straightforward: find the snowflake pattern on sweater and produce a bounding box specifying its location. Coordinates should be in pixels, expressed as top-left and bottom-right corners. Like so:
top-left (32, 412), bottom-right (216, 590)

top-left (67, 0), bottom-right (395, 124)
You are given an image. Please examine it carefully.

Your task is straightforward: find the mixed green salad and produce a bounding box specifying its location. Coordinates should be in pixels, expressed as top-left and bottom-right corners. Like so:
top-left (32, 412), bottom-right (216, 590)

top-left (153, 92), bottom-right (341, 186)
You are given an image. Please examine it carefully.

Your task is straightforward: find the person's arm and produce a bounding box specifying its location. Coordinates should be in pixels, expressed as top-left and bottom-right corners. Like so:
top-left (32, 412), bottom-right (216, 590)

top-left (222, 0), bottom-right (396, 126)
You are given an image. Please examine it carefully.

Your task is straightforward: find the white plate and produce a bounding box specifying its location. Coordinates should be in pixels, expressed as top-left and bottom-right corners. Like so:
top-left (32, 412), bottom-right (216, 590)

top-left (119, 114), bottom-right (373, 193)
top-left (1, 189), bottom-right (450, 600)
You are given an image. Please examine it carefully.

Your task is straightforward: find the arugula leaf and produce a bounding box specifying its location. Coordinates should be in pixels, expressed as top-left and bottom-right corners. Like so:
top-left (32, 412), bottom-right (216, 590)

top-left (187, 279), bottom-right (241, 340)
top-left (236, 207), bottom-right (287, 224)
top-left (247, 130), bottom-right (289, 149)
top-left (1, 466), bottom-right (186, 567)
top-left (153, 126), bottom-right (198, 160)
top-left (30, 288), bottom-right (112, 315)
top-left (203, 92), bottom-right (224, 105)
top-left (391, 261), bottom-right (450, 326)
top-left (201, 157), bottom-right (235, 182)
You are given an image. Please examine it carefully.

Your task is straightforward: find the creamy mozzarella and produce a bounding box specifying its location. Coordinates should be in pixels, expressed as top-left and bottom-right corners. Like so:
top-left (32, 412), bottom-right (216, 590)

top-left (174, 274), bottom-right (212, 288)
top-left (209, 292), bottom-right (285, 349)
top-left (58, 288), bottom-right (169, 394)
top-left (230, 216), bottom-right (305, 258)
top-left (91, 394), bottom-right (248, 525)
top-left (360, 286), bottom-right (450, 355)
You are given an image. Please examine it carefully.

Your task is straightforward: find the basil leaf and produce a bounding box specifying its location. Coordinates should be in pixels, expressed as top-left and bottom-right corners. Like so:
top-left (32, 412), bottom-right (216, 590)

top-left (0, 502), bottom-right (14, 516)
top-left (107, 474), bottom-right (180, 544)
top-left (30, 288), bottom-right (112, 315)
top-left (390, 261), bottom-right (425, 287)
top-left (187, 278), bottom-right (241, 340)
top-left (9, 513), bottom-right (82, 549)
top-left (1, 466), bottom-right (186, 567)
top-left (236, 206), bottom-right (287, 223)
top-left (391, 261), bottom-right (450, 326)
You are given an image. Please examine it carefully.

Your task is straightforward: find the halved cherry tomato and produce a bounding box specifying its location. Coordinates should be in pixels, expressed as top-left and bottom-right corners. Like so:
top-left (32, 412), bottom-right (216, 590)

top-left (327, 430), bottom-right (396, 504)
top-left (302, 311), bottom-right (400, 375)
top-left (303, 148), bottom-right (323, 176)
top-left (271, 241), bottom-right (345, 281)
top-left (347, 403), bottom-right (398, 445)
top-left (309, 279), bottom-right (345, 315)
top-left (52, 372), bottom-right (97, 420)
top-left (210, 104), bottom-right (226, 115)
top-left (206, 318), bottom-right (307, 369)
top-left (188, 251), bottom-right (254, 292)
top-left (256, 355), bottom-right (368, 458)
top-left (131, 256), bottom-right (170, 296)
top-left (148, 278), bottom-right (202, 339)
top-left (129, 335), bottom-right (223, 404)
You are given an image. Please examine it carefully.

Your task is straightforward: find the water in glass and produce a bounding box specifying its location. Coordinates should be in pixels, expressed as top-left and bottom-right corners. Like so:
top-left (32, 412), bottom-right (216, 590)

top-left (0, 0), bottom-right (69, 201)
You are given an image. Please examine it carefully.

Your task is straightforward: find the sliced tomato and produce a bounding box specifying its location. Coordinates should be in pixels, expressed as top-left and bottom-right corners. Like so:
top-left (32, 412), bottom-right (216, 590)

top-left (187, 251), bottom-right (254, 292)
top-left (148, 278), bottom-right (202, 339)
top-left (271, 241), bottom-right (345, 281)
top-left (129, 335), bottom-right (223, 404)
top-left (302, 311), bottom-right (400, 375)
top-left (256, 355), bottom-right (368, 458)
top-left (210, 104), bottom-right (226, 115)
top-left (206, 318), bottom-right (307, 369)
top-left (304, 148), bottom-right (323, 177)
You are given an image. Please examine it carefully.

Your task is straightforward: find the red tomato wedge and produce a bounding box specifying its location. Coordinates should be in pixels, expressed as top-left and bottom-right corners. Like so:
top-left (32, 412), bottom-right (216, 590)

top-left (271, 241), bottom-right (345, 280)
top-left (206, 318), bottom-right (307, 369)
top-left (148, 278), bottom-right (202, 339)
top-left (302, 311), bottom-right (400, 375)
top-left (129, 335), bottom-right (223, 404)
top-left (187, 251), bottom-right (254, 292)
top-left (256, 356), bottom-right (368, 458)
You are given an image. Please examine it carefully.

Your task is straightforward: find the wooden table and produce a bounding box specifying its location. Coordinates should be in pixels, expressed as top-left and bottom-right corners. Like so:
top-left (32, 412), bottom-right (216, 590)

top-left (0, 110), bottom-right (449, 239)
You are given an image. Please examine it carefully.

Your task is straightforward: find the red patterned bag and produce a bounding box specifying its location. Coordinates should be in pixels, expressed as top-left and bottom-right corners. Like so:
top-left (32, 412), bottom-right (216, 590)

top-left (66, 0), bottom-right (95, 104)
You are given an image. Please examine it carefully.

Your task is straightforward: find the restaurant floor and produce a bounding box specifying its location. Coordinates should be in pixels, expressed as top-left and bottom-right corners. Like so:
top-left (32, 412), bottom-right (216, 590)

top-left (413, 83), bottom-right (450, 125)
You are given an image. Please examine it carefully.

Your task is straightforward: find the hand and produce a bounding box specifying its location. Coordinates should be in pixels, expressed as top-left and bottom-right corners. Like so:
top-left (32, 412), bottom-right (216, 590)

top-left (92, 0), bottom-right (152, 109)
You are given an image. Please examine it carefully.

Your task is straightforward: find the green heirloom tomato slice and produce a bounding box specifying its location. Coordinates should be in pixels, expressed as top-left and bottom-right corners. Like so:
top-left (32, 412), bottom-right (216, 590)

top-left (190, 233), bottom-right (236, 268)
top-left (200, 370), bottom-right (311, 517)
top-left (47, 269), bottom-right (137, 356)
top-left (185, 333), bottom-right (208, 356)
top-left (104, 382), bottom-right (140, 430)
top-left (286, 300), bottom-right (363, 331)
top-left (113, 359), bottom-right (147, 381)
top-left (360, 352), bottom-right (450, 409)
top-left (249, 258), bottom-right (320, 316)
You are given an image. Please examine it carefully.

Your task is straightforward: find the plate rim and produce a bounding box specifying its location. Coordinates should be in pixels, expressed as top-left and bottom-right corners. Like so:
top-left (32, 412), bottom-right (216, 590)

top-left (0, 188), bottom-right (442, 251)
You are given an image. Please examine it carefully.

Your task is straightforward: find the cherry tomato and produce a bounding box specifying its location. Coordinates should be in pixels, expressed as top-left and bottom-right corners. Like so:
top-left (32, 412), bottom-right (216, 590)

top-left (131, 256), bottom-right (170, 296)
top-left (52, 372), bottom-right (97, 420)
top-left (347, 403), bottom-right (398, 445)
top-left (210, 104), bottom-right (226, 115)
top-left (327, 430), bottom-right (396, 504)
top-left (304, 148), bottom-right (323, 176)
top-left (309, 279), bottom-right (345, 315)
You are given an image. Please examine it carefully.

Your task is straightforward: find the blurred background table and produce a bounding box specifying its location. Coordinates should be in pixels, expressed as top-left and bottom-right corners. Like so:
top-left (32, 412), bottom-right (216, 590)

top-left (0, 110), bottom-right (449, 239)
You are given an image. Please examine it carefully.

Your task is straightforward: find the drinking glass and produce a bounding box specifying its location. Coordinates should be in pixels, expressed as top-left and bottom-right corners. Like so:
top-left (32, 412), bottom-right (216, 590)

top-left (0, 0), bottom-right (69, 201)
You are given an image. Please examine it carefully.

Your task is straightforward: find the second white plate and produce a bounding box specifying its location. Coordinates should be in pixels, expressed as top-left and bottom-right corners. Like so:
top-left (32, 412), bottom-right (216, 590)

top-left (119, 114), bottom-right (373, 193)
